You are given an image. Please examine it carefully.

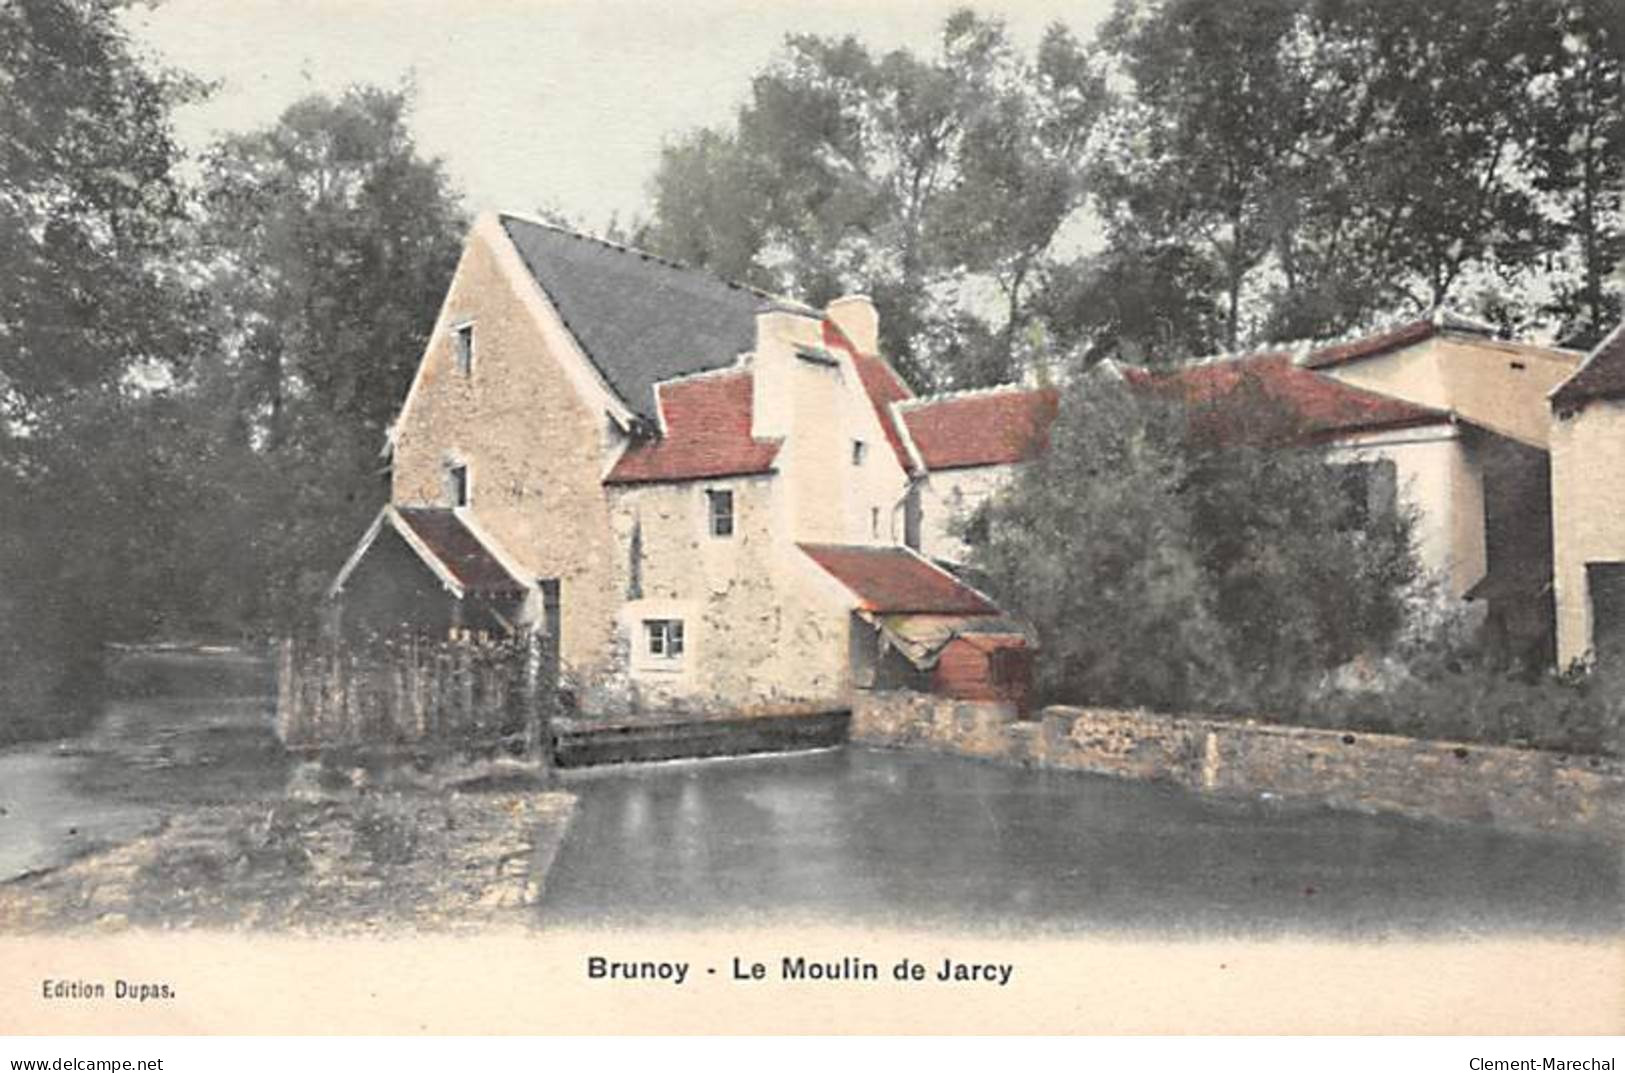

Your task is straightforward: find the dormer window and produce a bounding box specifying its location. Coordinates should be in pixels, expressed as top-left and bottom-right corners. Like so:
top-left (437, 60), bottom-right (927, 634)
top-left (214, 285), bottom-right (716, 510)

top-left (448, 463), bottom-right (469, 508)
top-left (852, 440), bottom-right (867, 466)
top-left (454, 322), bottom-right (475, 376)
top-left (706, 488), bottom-right (734, 538)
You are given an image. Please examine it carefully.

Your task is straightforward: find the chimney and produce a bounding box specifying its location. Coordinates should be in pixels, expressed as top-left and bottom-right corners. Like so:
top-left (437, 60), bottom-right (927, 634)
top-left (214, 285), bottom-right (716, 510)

top-left (750, 304), bottom-right (824, 441)
top-left (826, 294), bottom-right (879, 355)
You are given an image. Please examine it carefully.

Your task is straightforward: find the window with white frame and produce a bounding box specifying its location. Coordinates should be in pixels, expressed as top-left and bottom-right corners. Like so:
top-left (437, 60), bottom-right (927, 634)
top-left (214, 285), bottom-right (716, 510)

top-left (454, 322), bottom-right (475, 376)
top-left (706, 488), bottom-right (734, 538)
top-left (644, 619), bottom-right (685, 663)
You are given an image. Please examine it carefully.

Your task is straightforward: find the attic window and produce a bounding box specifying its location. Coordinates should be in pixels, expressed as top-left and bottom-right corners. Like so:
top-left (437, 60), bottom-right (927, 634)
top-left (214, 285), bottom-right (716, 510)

top-left (706, 488), bottom-right (734, 538)
top-left (454, 323), bottom-right (475, 376)
top-left (852, 440), bottom-right (867, 466)
top-left (448, 463), bottom-right (469, 508)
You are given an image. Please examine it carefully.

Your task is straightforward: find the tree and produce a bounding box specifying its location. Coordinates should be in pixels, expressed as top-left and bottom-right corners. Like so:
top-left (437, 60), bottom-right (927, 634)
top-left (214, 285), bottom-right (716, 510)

top-left (192, 85), bottom-right (466, 628)
top-left (0, 0), bottom-right (205, 741)
top-left (968, 368), bottom-right (1420, 712)
top-left (645, 11), bottom-right (1106, 390)
top-left (1091, 0), bottom-right (1320, 352)
top-left (1531, 0), bottom-right (1625, 348)
top-left (1085, 0), bottom-right (1589, 356)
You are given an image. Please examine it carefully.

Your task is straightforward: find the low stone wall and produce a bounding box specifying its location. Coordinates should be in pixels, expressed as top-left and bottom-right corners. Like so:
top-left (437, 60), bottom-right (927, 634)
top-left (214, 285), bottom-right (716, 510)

top-left (850, 690), bottom-right (1625, 838)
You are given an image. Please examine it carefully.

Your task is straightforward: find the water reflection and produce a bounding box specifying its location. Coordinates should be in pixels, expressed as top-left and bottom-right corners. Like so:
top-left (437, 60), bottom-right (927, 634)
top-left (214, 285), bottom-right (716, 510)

top-left (543, 747), bottom-right (1625, 937)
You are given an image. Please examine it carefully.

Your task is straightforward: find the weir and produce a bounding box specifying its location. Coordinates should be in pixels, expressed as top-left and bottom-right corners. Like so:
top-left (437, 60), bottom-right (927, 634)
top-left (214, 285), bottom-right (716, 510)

top-left (550, 710), bottom-right (850, 768)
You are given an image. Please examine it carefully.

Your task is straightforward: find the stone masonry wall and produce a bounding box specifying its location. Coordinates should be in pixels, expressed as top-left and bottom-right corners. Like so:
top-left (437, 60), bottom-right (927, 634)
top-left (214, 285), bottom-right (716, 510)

top-left (851, 691), bottom-right (1625, 837)
top-left (391, 220), bottom-right (623, 689)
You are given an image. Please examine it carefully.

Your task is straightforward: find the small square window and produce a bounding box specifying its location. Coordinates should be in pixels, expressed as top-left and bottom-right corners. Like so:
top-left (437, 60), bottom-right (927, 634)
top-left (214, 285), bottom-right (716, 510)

top-left (448, 463), bottom-right (469, 508)
top-left (645, 619), bottom-right (685, 660)
top-left (454, 323), bottom-right (475, 376)
top-left (706, 489), bottom-right (734, 538)
top-left (852, 440), bottom-right (867, 466)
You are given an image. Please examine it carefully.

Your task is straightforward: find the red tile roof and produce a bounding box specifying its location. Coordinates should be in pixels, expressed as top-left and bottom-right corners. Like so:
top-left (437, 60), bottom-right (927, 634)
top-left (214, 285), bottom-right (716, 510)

top-left (395, 508), bottom-right (527, 594)
top-left (800, 543), bottom-right (999, 615)
top-left (822, 319), bottom-right (916, 472)
top-left (1123, 352), bottom-right (1450, 447)
top-left (604, 369), bottom-right (782, 485)
top-left (1551, 322), bottom-right (1625, 410)
top-left (898, 387), bottom-right (1059, 471)
top-left (1298, 310), bottom-right (1495, 370)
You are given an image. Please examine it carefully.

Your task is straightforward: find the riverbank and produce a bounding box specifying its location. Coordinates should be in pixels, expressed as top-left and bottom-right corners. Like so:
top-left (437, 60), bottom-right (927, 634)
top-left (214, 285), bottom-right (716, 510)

top-left (0, 788), bottom-right (575, 934)
top-left (0, 649), bottom-right (576, 933)
top-left (851, 692), bottom-right (1625, 839)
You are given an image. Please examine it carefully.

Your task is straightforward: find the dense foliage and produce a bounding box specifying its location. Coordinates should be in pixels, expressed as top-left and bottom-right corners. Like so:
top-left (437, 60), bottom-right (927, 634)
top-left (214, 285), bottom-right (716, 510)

top-left (0, 2), bottom-right (463, 742)
top-left (646, 0), bottom-right (1625, 380)
top-left (965, 375), bottom-right (1420, 713)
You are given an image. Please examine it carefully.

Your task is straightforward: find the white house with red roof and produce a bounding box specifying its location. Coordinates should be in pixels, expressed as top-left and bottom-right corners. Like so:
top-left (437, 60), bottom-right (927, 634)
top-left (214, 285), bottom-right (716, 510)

top-left (1113, 313), bottom-right (1583, 667)
top-left (1550, 322), bottom-right (1625, 669)
top-left (892, 385), bottom-right (1060, 563)
top-left (327, 209), bottom-right (1590, 717)
top-left (330, 212), bottom-right (1032, 717)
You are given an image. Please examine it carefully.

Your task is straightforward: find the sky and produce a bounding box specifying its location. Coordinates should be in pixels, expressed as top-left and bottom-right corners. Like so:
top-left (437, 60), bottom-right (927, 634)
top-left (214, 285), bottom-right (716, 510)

top-left (124, 0), bottom-right (1115, 230)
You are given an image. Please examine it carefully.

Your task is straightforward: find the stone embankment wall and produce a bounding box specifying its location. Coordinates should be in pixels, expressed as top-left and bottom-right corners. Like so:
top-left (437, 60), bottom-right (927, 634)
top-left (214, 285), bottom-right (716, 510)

top-left (851, 691), bottom-right (1625, 837)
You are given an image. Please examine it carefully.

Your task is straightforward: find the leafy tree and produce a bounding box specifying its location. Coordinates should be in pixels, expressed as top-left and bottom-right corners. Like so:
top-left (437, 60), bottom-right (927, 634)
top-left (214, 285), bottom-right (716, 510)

top-left (968, 368), bottom-right (1420, 712)
top-left (1530, 0), bottom-right (1625, 348)
top-left (645, 11), bottom-right (1106, 390)
top-left (0, 0), bottom-right (204, 406)
top-left (1091, 0), bottom-right (1319, 352)
top-left (963, 380), bottom-right (1231, 709)
top-left (1085, 0), bottom-right (1596, 354)
top-left (192, 85), bottom-right (466, 627)
top-left (0, 0), bottom-right (205, 741)
top-left (1304, 0), bottom-right (1564, 327)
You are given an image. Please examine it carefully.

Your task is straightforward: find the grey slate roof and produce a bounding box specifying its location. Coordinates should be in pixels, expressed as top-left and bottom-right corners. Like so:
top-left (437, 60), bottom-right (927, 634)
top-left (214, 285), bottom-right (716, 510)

top-left (499, 214), bottom-right (776, 423)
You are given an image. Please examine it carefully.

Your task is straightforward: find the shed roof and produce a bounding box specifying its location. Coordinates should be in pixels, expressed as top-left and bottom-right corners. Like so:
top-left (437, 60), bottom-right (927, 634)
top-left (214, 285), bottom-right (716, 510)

top-left (800, 543), bottom-right (998, 615)
top-left (394, 508), bottom-right (528, 595)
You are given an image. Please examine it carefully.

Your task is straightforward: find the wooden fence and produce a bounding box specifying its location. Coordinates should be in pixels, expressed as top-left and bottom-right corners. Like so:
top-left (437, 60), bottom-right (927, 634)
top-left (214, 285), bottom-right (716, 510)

top-left (275, 630), bottom-right (555, 757)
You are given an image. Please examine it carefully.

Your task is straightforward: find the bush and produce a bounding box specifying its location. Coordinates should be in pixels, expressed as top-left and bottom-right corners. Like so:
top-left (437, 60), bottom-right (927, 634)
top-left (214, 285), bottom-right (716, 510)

top-left (970, 374), bottom-right (1417, 713)
top-left (968, 369), bottom-right (1623, 757)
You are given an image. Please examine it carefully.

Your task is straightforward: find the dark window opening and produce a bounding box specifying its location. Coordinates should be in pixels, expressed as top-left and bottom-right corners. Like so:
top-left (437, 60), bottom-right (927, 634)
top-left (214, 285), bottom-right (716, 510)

top-left (1337, 459), bottom-right (1397, 531)
top-left (852, 440), bottom-right (867, 466)
top-left (1590, 563), bottom-right (1625, 665)
top-left (448, 463), bottom-right (469, 508)
top-left (707, 489), bottom-right (734, 538)
top-left (454, 323), bottom-right (475, 375)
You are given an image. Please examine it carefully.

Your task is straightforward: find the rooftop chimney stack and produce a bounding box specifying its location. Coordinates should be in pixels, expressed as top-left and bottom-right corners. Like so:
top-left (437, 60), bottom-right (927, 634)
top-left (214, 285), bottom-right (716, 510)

top-left (750, 305), bottom-right (823, 441)
top-left (826, 294), bottom-right (879, 355)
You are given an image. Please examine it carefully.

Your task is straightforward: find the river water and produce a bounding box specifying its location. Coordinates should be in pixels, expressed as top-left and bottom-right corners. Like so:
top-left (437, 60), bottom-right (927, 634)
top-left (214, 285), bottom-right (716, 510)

top-left (544, 747), bottom-right (1624, 937)
top-left (2, 653), bottom-right (1620, 936)
top-left (0, 652), bottom-right (287, 883)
